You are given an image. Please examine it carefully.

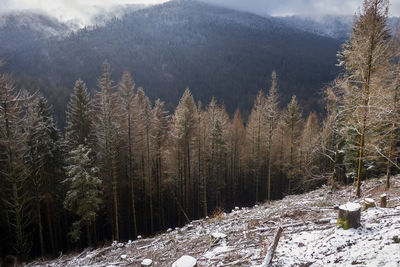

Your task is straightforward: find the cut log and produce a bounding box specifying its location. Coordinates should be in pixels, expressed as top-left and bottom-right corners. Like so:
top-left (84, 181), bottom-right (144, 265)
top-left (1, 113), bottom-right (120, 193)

top-left (380, 194), bottom-right (387, 208)
top-left (260, 226), bottom-right (283, 267)
top-left (337, 202), bottom-right (361, 230)
top-left (141, 259), bottom-right (153, 267)
top-left (362, 198), bottom-right (376, 211)
top-left (172, 255), bottom-right (197, 267)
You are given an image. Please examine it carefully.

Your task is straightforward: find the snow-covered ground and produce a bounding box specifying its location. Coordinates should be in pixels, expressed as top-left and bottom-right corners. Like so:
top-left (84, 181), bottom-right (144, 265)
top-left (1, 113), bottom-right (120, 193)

top-left (27, 177), bottom-right (400, 266)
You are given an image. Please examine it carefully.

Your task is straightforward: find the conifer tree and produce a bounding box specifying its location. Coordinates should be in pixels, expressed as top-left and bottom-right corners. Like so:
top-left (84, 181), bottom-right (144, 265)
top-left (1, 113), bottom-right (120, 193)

top-left (0, 72), bottom-right (32, 258)
top-left (338, 0), bottom-right (392, 197)
top-left (151, 99), bottom-right (169, 229)
top-left (26, 96), bottom-right (65, 255)
top-left (283, 95), bottom-right (303, 194)
top-left (116, 71), bottom-right (137, 238)
top-left (246, 91), bottom-right (267, 202)
top-left (64, 145), bottom-right (102, 245)
top-left (228, 110), bottom-right (246, 205)
top-left (265, 71), bottom-right (280, 202)
top-left (65, 79), bottom-right (94, 150)
top-left (171, 88), bottom-right (197, 218)
top-left (94, 61), bottom-right (120, 240)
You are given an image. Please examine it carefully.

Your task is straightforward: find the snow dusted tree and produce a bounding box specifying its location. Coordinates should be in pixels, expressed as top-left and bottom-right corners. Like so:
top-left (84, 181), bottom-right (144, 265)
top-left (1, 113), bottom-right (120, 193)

top-left (227, 110), bottom-right (246, 206)
top-left (65, 79), bottom-right (95, 150)
top-left (204, 98), bottom-right (228, 209)
top-left (246, 90), bottom-right (267, 202)
top-left (282, 95), bottom-right (303, 194)
top-left (151, 99), bottom-right (170, 229)
top-left (94, 61), bottom-right (120, 240)
top-left (265, 71), bottom-right (280, 202)
top-left (0, 71), bottom-right (32, 259)
top-left (25, 96), bottom-right (65, 255)
top-left (170, 88), bottom-right (198, 219)
top-left (64, 145), bottom-right (101, 245)
top-left (116, 71), bottom-right (138, 238)
top-left (338, 0), bottom-right (392, 197)
top-left (385, 33), bottom-right (400, 189)
top-left (299, 112), bottom-right (320, 189)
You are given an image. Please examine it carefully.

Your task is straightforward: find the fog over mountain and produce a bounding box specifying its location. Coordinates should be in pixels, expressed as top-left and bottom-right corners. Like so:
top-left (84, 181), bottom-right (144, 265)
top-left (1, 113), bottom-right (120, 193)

top-left (199, 0), bottom-right (400, 17)
top-left (2, 0), bottom-right (400, 27)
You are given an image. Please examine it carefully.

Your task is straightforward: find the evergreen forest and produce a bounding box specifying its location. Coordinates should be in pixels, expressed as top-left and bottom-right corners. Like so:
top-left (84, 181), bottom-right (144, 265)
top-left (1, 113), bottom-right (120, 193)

top-left (1, 0), bottom-right (400, 261)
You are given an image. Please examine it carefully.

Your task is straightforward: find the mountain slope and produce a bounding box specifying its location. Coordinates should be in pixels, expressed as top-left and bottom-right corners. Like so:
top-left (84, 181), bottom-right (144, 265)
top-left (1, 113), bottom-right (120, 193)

top-left (26, 177), bottom-right (400, 266)
top-left (0, 0), bottom-right (342, 119)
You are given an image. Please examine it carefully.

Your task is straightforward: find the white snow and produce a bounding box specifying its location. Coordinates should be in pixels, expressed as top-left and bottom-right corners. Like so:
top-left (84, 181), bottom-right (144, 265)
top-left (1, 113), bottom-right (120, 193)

top-left (365, 198), bottom-right (375, 203)
top-left (25, 177), bottom-right (400, 267)
top-left (211, 232), bottom-right (227, 239)
top-left (141, 258), bottom-right (152, 266)
top-left (276, 207), bottom-right (400, 266)
top-left (172, 255), bottom-right (197, 267)
top-left (339, 202), bottom-right (361, 212)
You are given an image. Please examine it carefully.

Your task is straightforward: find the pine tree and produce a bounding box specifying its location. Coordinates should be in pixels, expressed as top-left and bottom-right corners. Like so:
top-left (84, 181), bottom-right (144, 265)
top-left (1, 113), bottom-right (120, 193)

top-left (64, 145), bottom-right (102, 245)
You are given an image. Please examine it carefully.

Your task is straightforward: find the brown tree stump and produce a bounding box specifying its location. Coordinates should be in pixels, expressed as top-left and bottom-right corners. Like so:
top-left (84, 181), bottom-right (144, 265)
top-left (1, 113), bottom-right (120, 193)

top-left (337, 202), bottom-right (361, 230)
top-left (362, 198), bottom-right (376, 211)
top-left (380, 194), bottom-right (387, 208)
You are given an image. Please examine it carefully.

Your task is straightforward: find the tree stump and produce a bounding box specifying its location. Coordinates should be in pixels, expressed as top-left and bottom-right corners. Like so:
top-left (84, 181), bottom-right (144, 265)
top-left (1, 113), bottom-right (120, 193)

top-left (141, 259), bottom-right (153, 267)
top-left (337, 202), bottom-right (361, 230)
top-left (362, 198), bottom-right (376, 211)
top-left (380, 194), bottom-right (387, 208)
top-left (172, 255), bottom-right (197, 267)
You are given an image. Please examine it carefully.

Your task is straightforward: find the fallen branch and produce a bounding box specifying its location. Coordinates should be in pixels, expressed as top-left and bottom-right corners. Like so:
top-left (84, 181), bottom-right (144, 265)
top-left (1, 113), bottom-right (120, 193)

top-left (261, 226), bottom-right (283, 267)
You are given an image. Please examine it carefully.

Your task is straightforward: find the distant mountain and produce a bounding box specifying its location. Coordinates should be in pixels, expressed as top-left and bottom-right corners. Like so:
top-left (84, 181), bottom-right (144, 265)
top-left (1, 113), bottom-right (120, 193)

top-left (0, 0), bottom-right (343, 125)
top-left (279, 15), bottom-right (400, 41)
top-left (278, 15), bottom-right (353, 41)
top-left (0, 11), bottom-right (70, 53)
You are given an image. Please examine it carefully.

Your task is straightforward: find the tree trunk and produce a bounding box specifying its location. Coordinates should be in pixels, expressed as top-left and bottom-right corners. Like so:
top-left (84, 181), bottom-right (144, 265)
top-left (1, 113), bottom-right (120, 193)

top-left (112, 152), bottom-right (119, 240)
top-left (37, 202), bottom-right (44, 256)
top-left (337, 202), bottom-right (361, 229)
top-left (380, 194), bottom-right (387, 208)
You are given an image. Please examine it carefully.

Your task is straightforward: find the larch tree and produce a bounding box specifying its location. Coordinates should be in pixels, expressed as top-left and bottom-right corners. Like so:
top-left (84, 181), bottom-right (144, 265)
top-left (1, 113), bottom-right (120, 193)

top-left (385, 33), bottom-right (400, 189)
top-left (246, 90), bottom-right (267, 202)
top-left (283, 95), bottom-right (303, 194)
top-left (25, 96), bottom-right (65, 255)
top-left (227, 110), bottom-right (246, 205)
top-left (94, 61), bottom-right (120, 240)
top-left (116, 71), bottom-right (138, 238)
top-left (338, 0), bottom-right (392, 197)
top-left (151, 99), bottom-right (170, 229)
top-left (0, 72), bottom-right (32, 259)
top-left (171, 88), bottom-right (198, 219)
top-left (265, 71), bottom-right (280, 202)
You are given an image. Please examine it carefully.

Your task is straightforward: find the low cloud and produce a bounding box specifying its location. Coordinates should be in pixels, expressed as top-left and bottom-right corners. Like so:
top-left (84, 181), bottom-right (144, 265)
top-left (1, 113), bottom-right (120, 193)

top-left (200, 0), bottom-right (400, 17)
top-left (1, 0), bottom-right (168, 26)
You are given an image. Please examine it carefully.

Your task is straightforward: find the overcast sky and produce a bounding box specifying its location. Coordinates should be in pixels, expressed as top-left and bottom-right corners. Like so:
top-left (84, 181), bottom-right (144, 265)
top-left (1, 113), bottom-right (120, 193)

top-left (2, 0), bottom-right (400, 25)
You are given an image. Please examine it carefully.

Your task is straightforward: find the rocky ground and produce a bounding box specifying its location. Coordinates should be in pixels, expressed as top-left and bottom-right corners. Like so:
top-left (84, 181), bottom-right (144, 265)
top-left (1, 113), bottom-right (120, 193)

top-left (27, 177), bottom-right (400, 266)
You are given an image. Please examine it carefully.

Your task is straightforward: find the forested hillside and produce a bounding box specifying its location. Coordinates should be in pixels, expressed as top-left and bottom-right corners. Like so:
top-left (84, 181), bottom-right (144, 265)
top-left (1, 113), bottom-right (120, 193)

top-left (0, 0), bottom-right (341, 127)
top-left (1, 0), bottom-right (400, 264)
